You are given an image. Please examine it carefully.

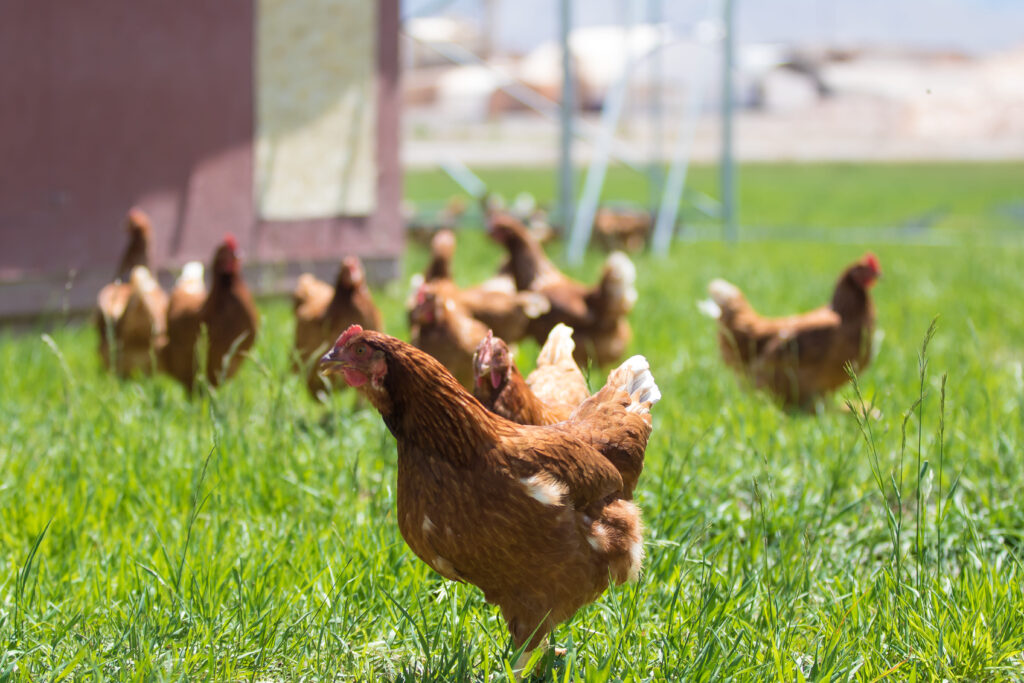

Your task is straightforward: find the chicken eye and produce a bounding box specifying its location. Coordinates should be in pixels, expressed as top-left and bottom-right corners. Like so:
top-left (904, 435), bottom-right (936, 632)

top-left (356, 345), bottom-right (366, 356)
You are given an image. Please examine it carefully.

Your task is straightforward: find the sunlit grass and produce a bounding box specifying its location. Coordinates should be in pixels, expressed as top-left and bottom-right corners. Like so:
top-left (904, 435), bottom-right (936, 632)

top-left (1, 163), bottom-right (1023, 680)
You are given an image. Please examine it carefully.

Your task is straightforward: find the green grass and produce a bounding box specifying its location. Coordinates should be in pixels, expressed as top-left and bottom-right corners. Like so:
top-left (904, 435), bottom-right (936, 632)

top-left (2, 163), bottom-right (1024, 680)
top-left (407, 161), bottom-right (1024, 239)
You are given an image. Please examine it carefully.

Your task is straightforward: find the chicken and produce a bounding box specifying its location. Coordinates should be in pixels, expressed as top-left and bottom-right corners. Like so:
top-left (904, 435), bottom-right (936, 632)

top-left (96, 209), bottom-right (167, 376)
top-left (488, 214), bottom-right (637, 367)
top-left (161, 236), bottom-right (259, 392)
top-left (593, 207), bottom-right (651, 252)
top-left (115, 209), bottom-right (154, 281)
top-left (700, 252), bottom-right (881, 408)
top-left (405, 196), bottom-right (467, 246)
top-left (318, 325), bottom-right (660, 669)
top-left (161, 261), bottom-right (206, 392)
top-left (96, 266), bottom-right (168, 377)
top-left (411, 229), bottom-right (547, 344)
top-left (422, 229), bottom-right (456, 284)
top-left (200, 235), bottom-right (259, 387)
top-left (293, 256), bottom-right (383, 397)
top-left (473, 323), bottom-right (590, 425)
top-left (408, 283), bottom-right (489, 390)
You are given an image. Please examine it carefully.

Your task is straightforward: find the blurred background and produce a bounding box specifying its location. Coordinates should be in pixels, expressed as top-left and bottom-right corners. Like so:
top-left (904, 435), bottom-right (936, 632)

top-left (404, 0), bottom-right (1024, 165)
top-left (1, 0), bottom-right (1022, 321)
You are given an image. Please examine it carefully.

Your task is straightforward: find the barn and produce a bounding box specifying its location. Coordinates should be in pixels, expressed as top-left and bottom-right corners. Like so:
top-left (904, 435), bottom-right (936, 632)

top-left (0, 0), bottom-right (402, 321)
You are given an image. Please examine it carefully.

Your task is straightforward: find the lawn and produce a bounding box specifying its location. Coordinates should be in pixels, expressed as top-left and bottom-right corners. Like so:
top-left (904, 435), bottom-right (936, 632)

top-left (1, 163), bottom-right (1023, 680)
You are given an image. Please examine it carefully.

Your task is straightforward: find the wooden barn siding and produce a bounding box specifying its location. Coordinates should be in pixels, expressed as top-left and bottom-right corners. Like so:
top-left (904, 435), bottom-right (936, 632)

top-left (0, 0), bottom-right (401, 321)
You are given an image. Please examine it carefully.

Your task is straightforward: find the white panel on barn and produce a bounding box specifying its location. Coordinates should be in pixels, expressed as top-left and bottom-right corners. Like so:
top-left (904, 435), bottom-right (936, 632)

top-left (256, 0), bottom-right (377, 219)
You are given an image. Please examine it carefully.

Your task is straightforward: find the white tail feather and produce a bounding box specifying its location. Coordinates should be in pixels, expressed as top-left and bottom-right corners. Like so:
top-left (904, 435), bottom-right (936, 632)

top-left (517, 291), bottom-right (551, 319)
top-left (707, 278), bottom-right (741, 307)
top-left (129, 266), bottom-right (159, 294)
top-left (605, 251), bottom-right (638, 312)
top-left (608, 355), bottom-right (661, 414)
top-left (175, 261), bottom-right (205, 295)
top-left (536, 323), bottom-right (575, 366)
top-left (697, 298), bottom-right (722, 319)
top-left (406, 273), bottom-right (425, 307)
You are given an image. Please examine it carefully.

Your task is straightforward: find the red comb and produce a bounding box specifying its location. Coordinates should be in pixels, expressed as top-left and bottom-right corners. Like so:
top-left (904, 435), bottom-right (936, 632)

top-left (864, 252), bottom-right (881, 273)
top-left (336, 324), bottom-right (363, 348)
top-left (224, 234), bottom-right (238, 250)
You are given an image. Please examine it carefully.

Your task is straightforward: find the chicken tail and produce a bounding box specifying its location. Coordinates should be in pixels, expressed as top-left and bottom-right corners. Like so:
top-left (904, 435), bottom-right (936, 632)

top-left (605, 355), bottom-right (661, 414)
top-left (292, 272), bottom-right (320, 308)
top-left (699, 278), bottom-right (744, 320)
top-left (175, 261), bottom-right (206, 296)
top-left (562, 354), bottom-right (659, 498)
top-left (600, 251), bottom-right (638, 315)
top-left (536, 323), bottom-right (575, 367)
top-left (121, 266), bottom-right (162, 339)
top-left (515, 291), bottom-right (551, 319)
top-left (129, 265), bottom-right (160, 296)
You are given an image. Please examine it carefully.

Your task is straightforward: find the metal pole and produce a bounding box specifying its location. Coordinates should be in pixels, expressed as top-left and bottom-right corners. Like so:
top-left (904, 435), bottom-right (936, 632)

top-left (558, 0), bottom-right (575, 236)
top-left (720, 0), bottom-right (737, 241)
top-left (567, 54), bottom-right (631, 265)
top-left (647, 0), bottom-right (664, 214)
top-left (650, 23), bottom-right (714, 254)
top-left (481, 0), bottom-right (496, 59)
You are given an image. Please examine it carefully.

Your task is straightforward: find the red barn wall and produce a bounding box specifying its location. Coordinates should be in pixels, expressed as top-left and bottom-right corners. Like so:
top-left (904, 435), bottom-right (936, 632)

top-left (0, 0), bottom-right (401, 320)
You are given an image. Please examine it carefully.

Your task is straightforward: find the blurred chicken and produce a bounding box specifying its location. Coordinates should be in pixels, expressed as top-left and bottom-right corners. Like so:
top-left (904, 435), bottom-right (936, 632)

top-left (97, 266), bottom-right (168, 377)
top-left (593, 207), bottom-right (651, 252)
top-left (201, 236), bottom-right (259, 387)
top-left (405, 196), bottom-right (467, 246)
top-left (414, 229), bottom-right (549, 344)
top-left (489, 214), bottom-right (637, 367)
top-left (408, 283), bottom-right (489, 390)
top-left (700, 253), bottom-right (881, 408)
top-left (161, 261), bottom-right (206, 392)
top-left (293, 256), bottom-right (383, 398)
top-left (473, 323), bottom-right (590, 425)
top-left (319, 326), bottom-right (660, 670)
top-left (161, 236), bottom-right (259, 392)
top-left (482, 191), bottom-right (558, 245)
top-left (115, 209), bottom-right (153, 280)
top-left (96, 209), bottom-right (167, 376)
top-left (422, 229), bottom-right (456, 284)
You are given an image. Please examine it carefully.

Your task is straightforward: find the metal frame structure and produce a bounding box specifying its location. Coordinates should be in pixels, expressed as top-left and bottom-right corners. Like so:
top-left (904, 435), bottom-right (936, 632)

top-left (402, 0), bottom-right (738, 260)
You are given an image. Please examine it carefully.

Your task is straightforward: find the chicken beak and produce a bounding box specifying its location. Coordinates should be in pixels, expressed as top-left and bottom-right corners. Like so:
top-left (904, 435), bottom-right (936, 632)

top-left (318, 347), bottom-right (346, 375)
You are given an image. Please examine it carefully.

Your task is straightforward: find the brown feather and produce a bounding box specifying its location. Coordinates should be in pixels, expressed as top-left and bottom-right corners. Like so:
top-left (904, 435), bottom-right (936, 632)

top-left (293, 258), bottom-right (383, 397)
top-left (712, 254), bottom-right (879, 408)
top-left (488, 213), bottom-right (635, 367)
top-left (320, 329), bottom-right (658, 652)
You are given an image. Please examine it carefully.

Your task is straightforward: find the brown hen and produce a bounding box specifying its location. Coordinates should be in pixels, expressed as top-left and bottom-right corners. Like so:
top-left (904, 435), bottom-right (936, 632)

top-left (161, 261), bottom-right (206, 392)
top-left (319, 326), bottom-right (660, 669)
top-left (96, 210), bottom-right (167, 376)
top-left (408, 282), bottom-right (489, 390)
top-left (473, 323), bottom-right (590, 425)
top-left (489, 214), bottom-right (637, 367)
top-left (702, 252), bottom-right (881, 408)
top-left (161, 237), bottom-right (259, 392)
top-left (415, 229), bottom-right (547, 344)
top-left (293, 256), bottom-right (383, 398)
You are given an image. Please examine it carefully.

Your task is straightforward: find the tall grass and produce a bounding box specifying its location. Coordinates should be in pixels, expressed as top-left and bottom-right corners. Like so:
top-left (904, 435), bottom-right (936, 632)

top-left (1, 166), bottom-right (1023, 679)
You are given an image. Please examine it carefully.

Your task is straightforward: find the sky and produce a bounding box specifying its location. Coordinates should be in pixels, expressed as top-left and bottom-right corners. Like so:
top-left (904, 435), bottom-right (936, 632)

top-left (404, 0), bottom-right (1024, 55)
